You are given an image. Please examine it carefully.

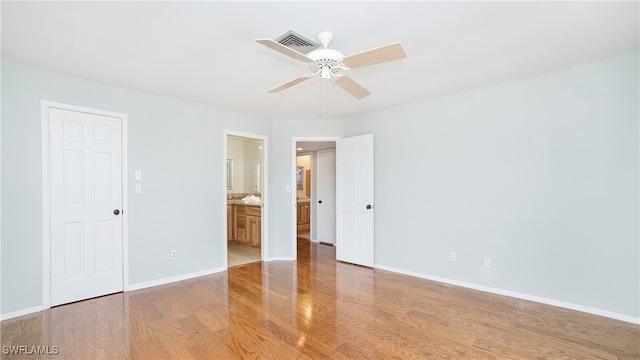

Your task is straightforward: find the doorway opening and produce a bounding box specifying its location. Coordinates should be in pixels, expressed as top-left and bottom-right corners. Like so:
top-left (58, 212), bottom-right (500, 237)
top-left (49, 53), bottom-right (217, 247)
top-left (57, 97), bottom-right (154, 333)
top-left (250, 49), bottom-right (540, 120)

top-left (225, 132), bottom-right (267, 268)
top-left (294, 139), bottom-right (337, 257)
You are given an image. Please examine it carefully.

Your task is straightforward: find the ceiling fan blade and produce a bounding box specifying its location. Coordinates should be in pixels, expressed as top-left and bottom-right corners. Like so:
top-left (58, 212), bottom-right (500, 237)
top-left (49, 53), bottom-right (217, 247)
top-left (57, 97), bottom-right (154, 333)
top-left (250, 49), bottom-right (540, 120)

top-left (341, 42), bottom-right (407, 69)
top-left (333, 75), bottom-right (372, 100)
top-left (256, 39), bottom-right (313, 63)
top-left (267, 74), bottom-right (314, 93)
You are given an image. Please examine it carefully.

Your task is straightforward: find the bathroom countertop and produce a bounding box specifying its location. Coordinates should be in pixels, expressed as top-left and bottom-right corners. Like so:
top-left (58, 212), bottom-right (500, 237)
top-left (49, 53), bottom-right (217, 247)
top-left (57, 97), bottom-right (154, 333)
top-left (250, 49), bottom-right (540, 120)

top-left (227, 200), bottom-right (261, 207)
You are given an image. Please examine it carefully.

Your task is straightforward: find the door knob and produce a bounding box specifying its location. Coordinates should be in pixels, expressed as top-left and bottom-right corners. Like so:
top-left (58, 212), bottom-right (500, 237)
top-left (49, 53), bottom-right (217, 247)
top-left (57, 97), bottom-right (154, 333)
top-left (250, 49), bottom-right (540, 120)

top-left (113, 209), bottom-right (120, 215)
top-left (366, 204), bottom-right (373, 210)
top-left (318, 200), bottom-right (322, 204)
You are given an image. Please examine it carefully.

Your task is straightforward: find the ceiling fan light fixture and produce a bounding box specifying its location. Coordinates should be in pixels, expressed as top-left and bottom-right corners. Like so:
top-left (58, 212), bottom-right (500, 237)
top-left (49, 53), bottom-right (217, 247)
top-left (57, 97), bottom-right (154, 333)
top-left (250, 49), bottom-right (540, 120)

top-left (317, 30), bottom-right (334, 49)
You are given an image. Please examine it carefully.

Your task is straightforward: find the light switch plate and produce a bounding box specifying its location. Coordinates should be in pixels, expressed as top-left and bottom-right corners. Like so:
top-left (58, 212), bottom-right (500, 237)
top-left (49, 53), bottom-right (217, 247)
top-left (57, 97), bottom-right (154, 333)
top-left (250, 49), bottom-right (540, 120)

top-left (135, 184), bottom-right (142, 193)
top-left (135, 170), bottom-right (142, 181)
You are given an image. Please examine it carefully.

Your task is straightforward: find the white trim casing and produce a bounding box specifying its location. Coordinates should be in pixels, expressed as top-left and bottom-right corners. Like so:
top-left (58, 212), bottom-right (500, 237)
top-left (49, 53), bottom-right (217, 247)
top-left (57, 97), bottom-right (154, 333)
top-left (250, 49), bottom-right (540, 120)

top-left (0, 306), bottom-right (44, 322)
top-left (41, 103), bottom-right (51, 310)
top-left (128, 267), bottom-right (226, 292)
top-left (374, 264), bottom-right (640, 325)
top-left (264, 257), bottom-right (296, 262)
top-left (121, 115), bottom-right (129, 291)
top-left (40, 101), bottom-right (129, 310)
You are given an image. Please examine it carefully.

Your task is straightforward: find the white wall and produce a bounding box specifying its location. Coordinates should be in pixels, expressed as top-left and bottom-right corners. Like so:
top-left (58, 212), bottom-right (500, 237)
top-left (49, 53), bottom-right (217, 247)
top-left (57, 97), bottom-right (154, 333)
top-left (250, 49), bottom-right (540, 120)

top-left (343, 52), bottom-right (639, 320)
top-left (227, 137), bottom-right (244, 193)
top-left (243, 138), bottom-right (262, 193)
top-left (227, 137), bottom-right (263, 194)
top-left (0, 61), bottom-right (271, 316)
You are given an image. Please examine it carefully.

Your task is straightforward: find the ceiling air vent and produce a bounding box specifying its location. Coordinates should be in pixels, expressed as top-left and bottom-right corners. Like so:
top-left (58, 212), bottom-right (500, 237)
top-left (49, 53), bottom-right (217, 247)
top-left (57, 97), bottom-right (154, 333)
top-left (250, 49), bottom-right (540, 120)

top-left (275, 30), bottom-right (320, 54)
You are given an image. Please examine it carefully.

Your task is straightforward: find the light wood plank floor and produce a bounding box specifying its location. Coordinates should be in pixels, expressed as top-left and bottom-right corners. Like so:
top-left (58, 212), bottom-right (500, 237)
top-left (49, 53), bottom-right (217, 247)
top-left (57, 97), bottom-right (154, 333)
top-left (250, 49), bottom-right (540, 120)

top-left (1, 238), bottom-right (638, 359)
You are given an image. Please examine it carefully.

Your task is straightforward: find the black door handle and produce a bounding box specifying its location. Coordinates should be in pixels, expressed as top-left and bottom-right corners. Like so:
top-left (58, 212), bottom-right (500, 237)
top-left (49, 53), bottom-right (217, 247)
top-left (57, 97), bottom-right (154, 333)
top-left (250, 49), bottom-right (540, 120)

top-left (318, 200), bottom-right (322, 204)
top-left (366, 204), bottom-right (372, 210)
top-left (113, 209), bottom-right (120, 215)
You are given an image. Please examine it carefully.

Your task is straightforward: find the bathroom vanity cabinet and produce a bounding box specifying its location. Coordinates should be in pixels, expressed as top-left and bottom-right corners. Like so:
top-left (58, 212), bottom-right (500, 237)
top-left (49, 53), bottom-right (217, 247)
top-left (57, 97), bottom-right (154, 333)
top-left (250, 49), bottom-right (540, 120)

top-left (229, 204), bottom-right (261, 247)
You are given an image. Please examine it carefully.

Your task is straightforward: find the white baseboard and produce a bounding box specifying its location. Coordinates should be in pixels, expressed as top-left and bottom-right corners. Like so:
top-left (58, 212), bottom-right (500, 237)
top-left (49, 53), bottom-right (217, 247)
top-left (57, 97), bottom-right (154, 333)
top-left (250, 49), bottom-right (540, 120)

top-left (128, 267), bottom-right (226, 292)
top-left (265, 257), bottom-right (295, 261)
top-left (1, 267), bottom-right (226, 321)
top-left (374, 264), bottom-right (640, 325)
top-left (0, 305), bottom-right (43, 321)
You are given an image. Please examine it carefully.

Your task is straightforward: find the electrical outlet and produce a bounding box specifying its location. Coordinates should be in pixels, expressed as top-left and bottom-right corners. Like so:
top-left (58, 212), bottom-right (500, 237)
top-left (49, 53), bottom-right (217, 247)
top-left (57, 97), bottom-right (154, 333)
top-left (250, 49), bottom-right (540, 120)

top-left (171, 250), bottom-right (177, 260)
top-left (449, 251), bottom-right (456, 262)
top-left (484, 257), bottom-right (491, 268)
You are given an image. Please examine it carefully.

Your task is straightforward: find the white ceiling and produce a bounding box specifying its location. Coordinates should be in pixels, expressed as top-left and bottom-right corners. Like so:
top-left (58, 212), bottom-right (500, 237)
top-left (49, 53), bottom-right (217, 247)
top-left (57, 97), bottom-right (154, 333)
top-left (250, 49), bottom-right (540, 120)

top-left (2, 1), bottom-right (638, 120)
top-left (297, 141), bottom-right (336, 153)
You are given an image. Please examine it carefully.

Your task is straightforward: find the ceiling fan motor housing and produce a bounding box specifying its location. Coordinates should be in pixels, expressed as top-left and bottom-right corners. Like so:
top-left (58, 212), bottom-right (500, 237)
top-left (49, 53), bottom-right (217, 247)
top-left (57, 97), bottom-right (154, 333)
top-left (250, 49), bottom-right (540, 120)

top-left (307, 48), bottom-right (347, 79)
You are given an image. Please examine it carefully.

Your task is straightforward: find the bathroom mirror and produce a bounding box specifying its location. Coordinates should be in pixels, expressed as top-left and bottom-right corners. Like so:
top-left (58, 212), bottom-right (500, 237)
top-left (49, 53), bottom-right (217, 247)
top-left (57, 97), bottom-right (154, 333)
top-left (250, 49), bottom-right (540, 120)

top-left (226, 159), bottom-right (233, 189)
top-left (296, 166), bottom-right (304, 190)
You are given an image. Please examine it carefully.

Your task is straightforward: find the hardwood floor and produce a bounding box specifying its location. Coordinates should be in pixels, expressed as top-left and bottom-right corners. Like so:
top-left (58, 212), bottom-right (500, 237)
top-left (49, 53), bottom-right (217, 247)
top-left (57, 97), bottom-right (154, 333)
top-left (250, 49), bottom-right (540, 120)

top-left (2, 238), bottom-right (638, 359)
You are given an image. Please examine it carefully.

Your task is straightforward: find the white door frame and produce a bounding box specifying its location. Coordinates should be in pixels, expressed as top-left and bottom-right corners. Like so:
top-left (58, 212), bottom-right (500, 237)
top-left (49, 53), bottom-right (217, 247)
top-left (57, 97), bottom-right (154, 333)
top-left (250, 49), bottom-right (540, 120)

top-left (291, 137), bottom-right (340, 259)
top-left (41, 100), bottom-right (129, 310)
top-left (223, 130), bottom-right (269, 265)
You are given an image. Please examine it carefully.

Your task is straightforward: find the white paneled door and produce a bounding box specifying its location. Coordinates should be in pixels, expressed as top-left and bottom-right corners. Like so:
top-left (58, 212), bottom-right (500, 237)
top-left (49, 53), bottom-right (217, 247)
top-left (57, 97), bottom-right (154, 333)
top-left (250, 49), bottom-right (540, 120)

top-left (49, 108), bottom-right (123, 306)
top-left (336, 134), bottom-right (374, 267)
top-left (317, 149), bottom-right (336, 245)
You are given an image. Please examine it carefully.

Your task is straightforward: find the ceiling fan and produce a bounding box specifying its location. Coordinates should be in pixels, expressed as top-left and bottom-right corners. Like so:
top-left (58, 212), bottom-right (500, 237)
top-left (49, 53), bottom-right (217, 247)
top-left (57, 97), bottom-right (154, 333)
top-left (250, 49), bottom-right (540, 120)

top-left (256, 30), bottom-right (407, 99)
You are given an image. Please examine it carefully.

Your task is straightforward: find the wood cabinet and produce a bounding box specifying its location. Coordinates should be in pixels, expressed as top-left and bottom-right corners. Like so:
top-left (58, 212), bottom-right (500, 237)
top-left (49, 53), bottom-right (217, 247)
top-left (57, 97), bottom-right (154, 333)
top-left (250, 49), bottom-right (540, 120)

top-left (297, 201), bottom-right (310, 231)
top-left (229, 204), bottom-right (261, 247)
top-left (245, 206), bottom-right (261, 247)
top-left (246, 215), bottom-right (261, 247)
top-left (235, 205), bottom-right (246, 243)
top-left (227, 205), bottom-right (233, 241)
